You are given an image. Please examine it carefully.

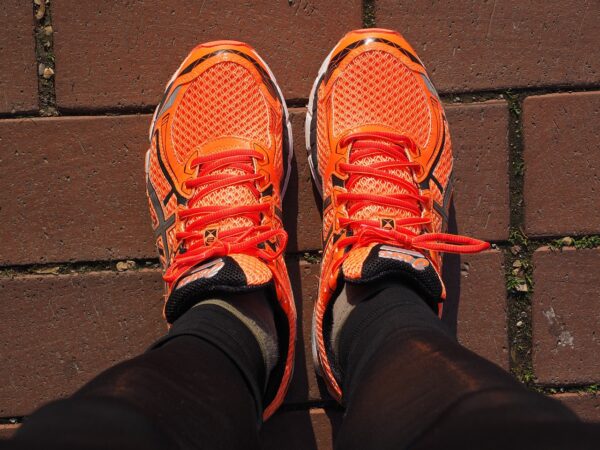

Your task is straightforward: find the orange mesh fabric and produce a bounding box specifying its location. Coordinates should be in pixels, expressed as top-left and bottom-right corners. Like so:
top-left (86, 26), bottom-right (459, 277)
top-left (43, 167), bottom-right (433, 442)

top-left (317, 87), bottom-right (330, 176)
top-left (187, 164), bottom-right (258, 248)
top-left (171, 62), bottom-right (271, 165)
top-left (348, 142), bottom-right (420, 234)
top-left (229, 254), bottom-right (273, 285)
top-left (331, 50), bottom-right (431, 148)
top-left (342, 244), bottom-right (375, 279)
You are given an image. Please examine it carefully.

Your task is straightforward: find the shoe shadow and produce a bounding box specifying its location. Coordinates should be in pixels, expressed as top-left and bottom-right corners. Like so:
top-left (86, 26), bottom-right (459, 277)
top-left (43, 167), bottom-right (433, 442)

top-left (441, 199), bottom-right (461, 336)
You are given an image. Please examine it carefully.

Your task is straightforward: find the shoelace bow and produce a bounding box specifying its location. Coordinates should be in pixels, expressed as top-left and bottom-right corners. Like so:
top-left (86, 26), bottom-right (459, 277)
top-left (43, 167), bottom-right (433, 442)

top-left (163, 148), bottom-right (287, 284)
top-left (330, 131), bottom-right (489, 275)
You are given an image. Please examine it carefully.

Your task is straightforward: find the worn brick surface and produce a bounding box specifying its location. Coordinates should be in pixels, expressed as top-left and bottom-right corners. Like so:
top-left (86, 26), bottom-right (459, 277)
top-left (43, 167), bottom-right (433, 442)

top-left (523, 92), bottom-right (600, 236)
top-left (0, 0), bottom-right (37, 113)
top-left (262, 408), bottom-right (342, 450)
top-left (446, 100), bottom-right (510, 242)
top-left (0, 254), bottom-right (510, 412)
top-left (285, 260), bottom-right (325, 403)
top-left (0, 112), bottom-right (322, 266)
top-left (532, 247), bottom-right (600, 385)
top-left (0, 424), bottom-right (19, 440)
top-left (455, 250), bottom-right (509, 369)
top-left (557, 393), bottom-right (600, 422)
top-left (284, 109), bottom-right (322, 252)
top-left (0, 257), bottom-right (320, 415)
top-left (0, 106), bottom-right (507, 266)
top-left (0, 115), bottom-right (155, 265)
top-left (376, 1), bottom-right (600, 93)
top-left (52, 0), bottom-right (362, 109)
top-left (0, 270), bottom-right (164, 416)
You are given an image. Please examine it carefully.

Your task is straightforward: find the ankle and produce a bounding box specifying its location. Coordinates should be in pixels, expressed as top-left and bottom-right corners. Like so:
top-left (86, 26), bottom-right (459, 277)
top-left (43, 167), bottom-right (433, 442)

top-left (334, 281), bottom-right (452, 393)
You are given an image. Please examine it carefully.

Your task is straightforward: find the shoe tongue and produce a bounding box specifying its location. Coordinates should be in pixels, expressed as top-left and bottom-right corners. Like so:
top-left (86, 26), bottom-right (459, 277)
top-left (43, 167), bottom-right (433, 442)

top-left (341, 243), bottom-right (443, 303)
top-left (165, 254), bottom-right (273, 323)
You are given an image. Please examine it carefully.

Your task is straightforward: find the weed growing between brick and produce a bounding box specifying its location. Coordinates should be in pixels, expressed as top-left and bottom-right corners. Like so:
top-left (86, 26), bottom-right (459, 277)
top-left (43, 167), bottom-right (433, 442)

top-left (502, 88), bottom-right (538, 386)
top-left (302, 251), bottom-right (322, 264)
top-left (538, 384), bottom-right (600, 395)
top-left (549, 235), bottom-right (600, 251)
top-left (505, 228), bottom-right (535, 386)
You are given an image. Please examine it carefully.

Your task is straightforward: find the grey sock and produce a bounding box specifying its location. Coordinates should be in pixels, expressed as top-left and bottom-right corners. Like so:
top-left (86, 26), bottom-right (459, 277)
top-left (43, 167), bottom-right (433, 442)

top-left (330, 283), bottom-right (384, 362)
top-left (195, 292), bottom-right (279, 379)
top-left (330, 284), bottom-right (357, 360)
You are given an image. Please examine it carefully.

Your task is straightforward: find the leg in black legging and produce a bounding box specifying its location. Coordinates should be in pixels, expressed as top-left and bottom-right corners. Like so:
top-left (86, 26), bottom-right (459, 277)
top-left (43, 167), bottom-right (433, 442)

top-left (7, 304), bottom-right (265, 450)
top-left (334, 282), bottom-right (600, 450)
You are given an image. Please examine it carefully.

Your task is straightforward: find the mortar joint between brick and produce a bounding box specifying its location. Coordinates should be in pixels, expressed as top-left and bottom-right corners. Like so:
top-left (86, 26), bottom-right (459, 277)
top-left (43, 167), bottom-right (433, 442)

top-left (33, 0), bottom-right (58, 117)
top-left (502, 88), bottom-right (538, 386)
top-left (0, 258), bottom-right (161, 278)
top-left (534, 383), bottom-right (600, 396)
top-left (0, 417), bottom-right (24, 425)
top-left (362, 0), bottom-right (376, 28)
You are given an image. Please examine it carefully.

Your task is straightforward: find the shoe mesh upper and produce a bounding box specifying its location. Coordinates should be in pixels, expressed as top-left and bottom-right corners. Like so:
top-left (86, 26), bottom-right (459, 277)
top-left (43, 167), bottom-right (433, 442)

top-left (330, 50), bottom-right (432, 144)
top-left (171, 62), bottom-right (271, 164)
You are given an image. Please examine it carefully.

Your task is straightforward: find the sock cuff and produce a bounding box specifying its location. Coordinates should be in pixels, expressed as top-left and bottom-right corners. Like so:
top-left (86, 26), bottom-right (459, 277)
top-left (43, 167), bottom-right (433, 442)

top-left (200, 299), bottom-right (279, 377)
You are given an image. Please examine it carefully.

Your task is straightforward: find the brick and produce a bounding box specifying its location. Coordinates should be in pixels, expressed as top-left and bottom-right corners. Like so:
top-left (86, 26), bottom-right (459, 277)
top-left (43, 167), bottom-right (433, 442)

top-left (0, 0), bottom-right (37, 113)
top-left (0, 257), bottom-right (322, 415)
top-left (285, 259), bottom-right (327, 403)
top-left (376, 1), bottom-right (600, 93)
top-left (556, 392), bottom-right (600, 422)
top-left (446, 100), bottom-right (510, 242)
top-left (523, 92), bottom-right (600, 236)
top-left (0, 115), bottom-right (155, 265)
top-left (284, 110), bottom-right (322, 252)
top-left (0, 409), bottom-right (341, 447)
top-left (0, 270), bottom-right (165, 416)
top-left (0, 111), bottom-right (322, 267)
top-left (453, 250), bottom-right (509, 369)
top-left (261, 408), bottom-right (342, 450)
top-left (0, 424), bottom-right (19, 440)
top-left (52, 0), bottom-right (362, 109)
top-left (532, 247), bottom-right (600, 385)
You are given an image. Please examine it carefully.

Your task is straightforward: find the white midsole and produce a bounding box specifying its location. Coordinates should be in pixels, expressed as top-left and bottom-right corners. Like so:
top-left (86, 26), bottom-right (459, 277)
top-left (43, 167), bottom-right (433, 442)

top-left (305, 44), bottom-right (336, 198)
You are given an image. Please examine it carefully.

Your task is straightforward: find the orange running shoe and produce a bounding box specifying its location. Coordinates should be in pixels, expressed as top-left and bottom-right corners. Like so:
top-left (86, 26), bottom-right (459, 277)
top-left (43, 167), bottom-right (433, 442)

top-left (306, 29), bottom-right (490, 401)
top-left (145, 41), bottom-right (295, 419)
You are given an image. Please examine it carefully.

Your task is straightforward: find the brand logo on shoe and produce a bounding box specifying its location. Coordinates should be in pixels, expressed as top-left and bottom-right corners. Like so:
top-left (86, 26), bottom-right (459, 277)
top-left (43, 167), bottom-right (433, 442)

top-left (204, 228), bottom-right (218, 245)
top-left (380, 218), bottom-right (395, 230)
top-left (378, 245), bottom-right (430, 271)
top-left (177, 258), bottom-right (225, 288)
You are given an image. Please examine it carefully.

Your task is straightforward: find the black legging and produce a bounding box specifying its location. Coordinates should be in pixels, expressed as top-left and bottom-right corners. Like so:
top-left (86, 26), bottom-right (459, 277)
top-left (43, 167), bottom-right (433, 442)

top-left (4, 283), bottom-right (599, 449)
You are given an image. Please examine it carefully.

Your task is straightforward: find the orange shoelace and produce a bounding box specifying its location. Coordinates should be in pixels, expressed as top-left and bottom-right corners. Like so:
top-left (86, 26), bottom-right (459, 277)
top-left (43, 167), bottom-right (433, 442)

top-left (163, 148), bottom-right (287, 284)
top-left (330, 131), bottom-right (489, 275)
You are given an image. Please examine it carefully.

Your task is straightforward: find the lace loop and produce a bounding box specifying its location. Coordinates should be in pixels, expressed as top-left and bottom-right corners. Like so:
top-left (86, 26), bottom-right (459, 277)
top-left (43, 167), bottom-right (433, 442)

top-left (163, 148), bottom-right (286, 284)
top-left (330, 131), bottom-right (489, 276)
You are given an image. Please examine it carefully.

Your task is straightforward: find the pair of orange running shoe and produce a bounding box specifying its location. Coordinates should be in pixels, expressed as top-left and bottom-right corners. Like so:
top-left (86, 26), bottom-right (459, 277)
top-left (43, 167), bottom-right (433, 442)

top-left (145, 28), bottom-right (489, 419)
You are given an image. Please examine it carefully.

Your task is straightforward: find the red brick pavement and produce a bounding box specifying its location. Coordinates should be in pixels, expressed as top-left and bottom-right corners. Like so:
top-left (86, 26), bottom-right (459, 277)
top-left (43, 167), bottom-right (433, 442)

top-left (2, 1), bottom-right (600, 447)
